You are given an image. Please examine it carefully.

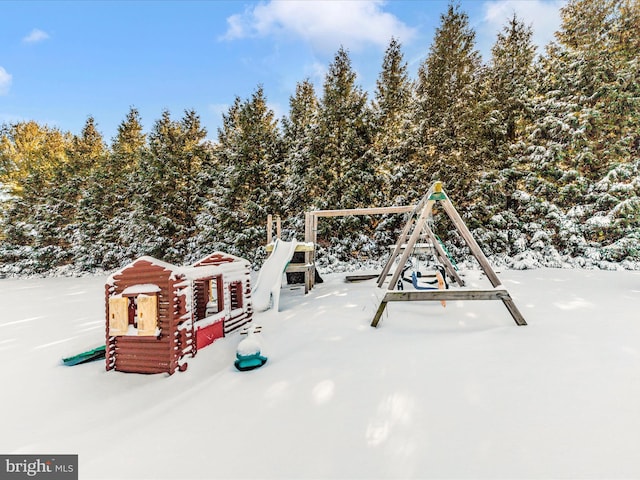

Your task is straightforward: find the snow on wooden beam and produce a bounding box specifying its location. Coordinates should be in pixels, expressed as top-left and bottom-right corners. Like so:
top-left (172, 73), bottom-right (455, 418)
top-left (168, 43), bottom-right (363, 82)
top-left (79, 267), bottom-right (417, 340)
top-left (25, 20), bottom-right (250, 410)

top-left (382, 288), bottom-right (511, 302)
top-left (371, 288), bottom-right (527, 328)
top-left (309, 205), bottom-right (416, 217)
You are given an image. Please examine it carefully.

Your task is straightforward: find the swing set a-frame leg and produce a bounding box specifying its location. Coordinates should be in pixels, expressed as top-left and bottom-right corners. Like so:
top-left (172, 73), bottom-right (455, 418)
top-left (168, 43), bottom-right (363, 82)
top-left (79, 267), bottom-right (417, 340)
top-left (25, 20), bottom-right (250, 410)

top-left (377, 184), bottom-right (437, 288)
top-left (371, 300), bottom-right (388, 327)
top-left (501, 296), bottom-right (527, 326)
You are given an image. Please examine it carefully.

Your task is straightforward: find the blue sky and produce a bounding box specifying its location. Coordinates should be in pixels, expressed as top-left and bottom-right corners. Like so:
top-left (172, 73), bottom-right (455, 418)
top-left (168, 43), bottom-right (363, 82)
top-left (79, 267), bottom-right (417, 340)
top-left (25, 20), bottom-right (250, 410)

top-left (0, 0), bottom-right (565, 143)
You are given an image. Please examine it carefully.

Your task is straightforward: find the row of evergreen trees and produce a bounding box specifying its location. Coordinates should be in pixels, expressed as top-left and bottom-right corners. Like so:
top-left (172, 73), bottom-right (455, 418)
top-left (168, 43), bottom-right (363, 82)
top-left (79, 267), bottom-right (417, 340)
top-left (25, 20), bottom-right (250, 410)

top-left (1, 0), bottom-right (638, 275)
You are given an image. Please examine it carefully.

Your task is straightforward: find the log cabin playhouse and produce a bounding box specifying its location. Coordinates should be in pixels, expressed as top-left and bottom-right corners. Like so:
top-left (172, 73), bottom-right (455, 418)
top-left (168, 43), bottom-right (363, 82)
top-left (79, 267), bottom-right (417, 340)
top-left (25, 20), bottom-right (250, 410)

top-left (105, 252), bottom-right (253, 374)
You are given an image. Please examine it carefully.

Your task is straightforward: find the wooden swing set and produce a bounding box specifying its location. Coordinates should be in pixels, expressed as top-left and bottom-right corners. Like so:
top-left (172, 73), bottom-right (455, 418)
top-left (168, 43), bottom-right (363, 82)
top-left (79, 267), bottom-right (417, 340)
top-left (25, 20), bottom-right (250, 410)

top-left (265, 180), bottom-right (526, 328)
top-left (371, 181), bottom-right (527, 327)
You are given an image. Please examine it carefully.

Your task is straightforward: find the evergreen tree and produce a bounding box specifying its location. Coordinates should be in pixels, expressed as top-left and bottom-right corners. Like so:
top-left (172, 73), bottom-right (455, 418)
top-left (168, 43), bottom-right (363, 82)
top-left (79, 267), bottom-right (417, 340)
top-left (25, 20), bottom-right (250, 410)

top-left (0, 121), bottom-right (69, 199)
top-left (193, 98), bottom-right (243, 257)
top-left (55, 117), bottom-right (107, 267)
top-left (123, 109), bottom-right (208, 263)
top-left (281, 79), bottom-right (319, 233)
top-left (311, 46), bottom-right (372, 211)
top-left (513, 0), bottom-right (640, 263)
top-left (0, 121), bottom-right (76, 272)
top-left (210, 87), bottom-right (283, 259)
top-left (482, 15), bottom-right (537, 166)
top-left (74, 108), bottom-right (147, 269)
top-left (470, 15), bottom-right (538, 257)
top-left (413, 4), bottom-right (483, 197)
top-left (68, 116), bottom-right (106, 174)
top-left (371, 37), bottom-right (414, 204)
top-left (367, 37), bottom-right (416, 251)
top-left (113, 107), bottom-right (146, 158)
top-left (307, 47), bottom-right (377, 258)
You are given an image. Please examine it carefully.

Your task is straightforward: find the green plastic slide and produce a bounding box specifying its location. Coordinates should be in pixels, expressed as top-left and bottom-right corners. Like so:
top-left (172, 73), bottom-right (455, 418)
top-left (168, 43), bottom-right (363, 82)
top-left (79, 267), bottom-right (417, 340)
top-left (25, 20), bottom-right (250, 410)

top-left (62, 345), bottom-right (106, 366)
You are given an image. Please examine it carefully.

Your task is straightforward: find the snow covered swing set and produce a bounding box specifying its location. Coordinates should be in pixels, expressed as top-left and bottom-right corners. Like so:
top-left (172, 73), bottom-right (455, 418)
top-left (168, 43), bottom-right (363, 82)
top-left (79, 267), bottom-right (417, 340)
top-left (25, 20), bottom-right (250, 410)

top-left (371, 181), bottom-right (527, 327)
top-left (263, 181), bottom-right (527, 328)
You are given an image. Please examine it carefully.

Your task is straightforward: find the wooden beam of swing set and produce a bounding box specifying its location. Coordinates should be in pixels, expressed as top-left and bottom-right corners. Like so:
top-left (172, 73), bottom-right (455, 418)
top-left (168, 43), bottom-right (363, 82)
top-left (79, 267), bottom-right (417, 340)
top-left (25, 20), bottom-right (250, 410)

top-left (302, 205), bottom-right (418, 291)
top-left (372, 181), bottom-right (527, 328)
top-left (308, 205), bottom-right (416, 218)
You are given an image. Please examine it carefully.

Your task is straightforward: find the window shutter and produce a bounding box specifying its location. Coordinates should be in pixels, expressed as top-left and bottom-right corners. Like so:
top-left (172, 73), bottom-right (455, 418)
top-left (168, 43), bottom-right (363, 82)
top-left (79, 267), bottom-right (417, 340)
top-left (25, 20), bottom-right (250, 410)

top-left (137, 294), bottom-right (158, 336)
top-left (108, 296), bottom-right (129, 336)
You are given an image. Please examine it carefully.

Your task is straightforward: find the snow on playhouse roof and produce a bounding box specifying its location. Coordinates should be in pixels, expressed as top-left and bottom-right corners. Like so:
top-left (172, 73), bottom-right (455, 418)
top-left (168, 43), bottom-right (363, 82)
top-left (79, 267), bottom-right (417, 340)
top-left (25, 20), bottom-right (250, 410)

top-left (107, 253), bottom-right (250, 286)
top-left (106, 256), bottom-right (176, 285)
top-left (121, 284), bottom-right (162, 295)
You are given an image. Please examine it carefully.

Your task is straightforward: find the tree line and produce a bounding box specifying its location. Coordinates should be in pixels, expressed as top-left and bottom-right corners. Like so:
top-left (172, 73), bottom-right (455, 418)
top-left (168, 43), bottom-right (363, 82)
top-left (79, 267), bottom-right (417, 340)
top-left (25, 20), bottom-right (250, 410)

top-left (1, 0), bottom-right (638, 275)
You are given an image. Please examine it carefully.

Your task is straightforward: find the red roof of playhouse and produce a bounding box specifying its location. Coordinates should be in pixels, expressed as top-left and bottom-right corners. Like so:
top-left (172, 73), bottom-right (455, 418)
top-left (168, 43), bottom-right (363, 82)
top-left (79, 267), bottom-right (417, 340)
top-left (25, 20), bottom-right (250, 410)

top-left (192, 252), bottom-right (248, 267)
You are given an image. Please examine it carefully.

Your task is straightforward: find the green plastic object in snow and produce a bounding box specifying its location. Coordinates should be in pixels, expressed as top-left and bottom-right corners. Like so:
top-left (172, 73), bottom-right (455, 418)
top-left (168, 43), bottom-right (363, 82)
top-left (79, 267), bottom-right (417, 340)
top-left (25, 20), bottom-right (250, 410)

top-left (234, 352), bottom-right (268, 371)
top-left (62, 345), bottom-right (106, 366)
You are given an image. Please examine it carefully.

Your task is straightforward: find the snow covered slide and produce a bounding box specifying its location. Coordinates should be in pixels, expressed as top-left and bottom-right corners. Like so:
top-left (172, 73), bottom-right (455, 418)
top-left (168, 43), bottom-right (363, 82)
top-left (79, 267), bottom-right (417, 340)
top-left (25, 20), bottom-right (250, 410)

top-left (252, 238), bottom-right (298, 312)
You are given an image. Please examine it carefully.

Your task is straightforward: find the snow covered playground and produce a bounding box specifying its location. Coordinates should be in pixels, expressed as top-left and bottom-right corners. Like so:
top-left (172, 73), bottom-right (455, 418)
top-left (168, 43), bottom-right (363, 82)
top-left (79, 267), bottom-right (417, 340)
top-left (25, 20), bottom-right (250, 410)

top-left (1, 182), bottom-right (639, 479)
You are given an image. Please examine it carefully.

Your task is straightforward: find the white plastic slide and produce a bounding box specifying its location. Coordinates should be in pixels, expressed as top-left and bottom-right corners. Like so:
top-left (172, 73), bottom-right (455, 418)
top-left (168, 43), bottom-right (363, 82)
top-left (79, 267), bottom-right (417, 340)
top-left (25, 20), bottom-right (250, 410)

top-left (252, 238), bottom-right (298, 312)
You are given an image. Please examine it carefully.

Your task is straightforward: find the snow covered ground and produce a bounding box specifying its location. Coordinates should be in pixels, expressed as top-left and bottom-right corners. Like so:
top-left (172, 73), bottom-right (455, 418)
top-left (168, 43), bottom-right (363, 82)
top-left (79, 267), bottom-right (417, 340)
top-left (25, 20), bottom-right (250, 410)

top-left (1, 267), bottom-right (639, 479)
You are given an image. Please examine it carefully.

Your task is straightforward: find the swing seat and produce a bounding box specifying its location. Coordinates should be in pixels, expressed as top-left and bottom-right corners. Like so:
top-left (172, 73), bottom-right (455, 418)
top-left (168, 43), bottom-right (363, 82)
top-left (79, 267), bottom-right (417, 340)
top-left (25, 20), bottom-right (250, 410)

top-left (411, 270), bottom-right (447, 307)
top-left (411, 272), bottom-right (437, 290)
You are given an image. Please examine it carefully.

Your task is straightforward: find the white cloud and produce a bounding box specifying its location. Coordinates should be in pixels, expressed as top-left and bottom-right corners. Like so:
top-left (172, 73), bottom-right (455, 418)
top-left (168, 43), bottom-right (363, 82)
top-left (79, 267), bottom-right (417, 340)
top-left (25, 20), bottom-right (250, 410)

top-left (306, 61), bottom-right (327, 84)
top-left (0, 67), bottom-right (12, 95)
top-left (482, 0), bottom-right (565, 53)
top-left (23, 28), bottom-right (50, 44)
top-left (208, 103), bottom-right (230, 119)
top-left (221, 0), bottom-right (416, 53)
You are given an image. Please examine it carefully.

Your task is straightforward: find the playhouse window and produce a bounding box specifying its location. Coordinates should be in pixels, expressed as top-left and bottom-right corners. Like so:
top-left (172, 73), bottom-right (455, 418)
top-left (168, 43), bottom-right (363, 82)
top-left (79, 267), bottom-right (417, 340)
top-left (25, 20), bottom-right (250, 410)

top-left (109, 291), bottom-right (159, 337)
top-left (229, 281), bottom-right (243, 309)
top-left (206, 276), bottom-right (224, 315)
